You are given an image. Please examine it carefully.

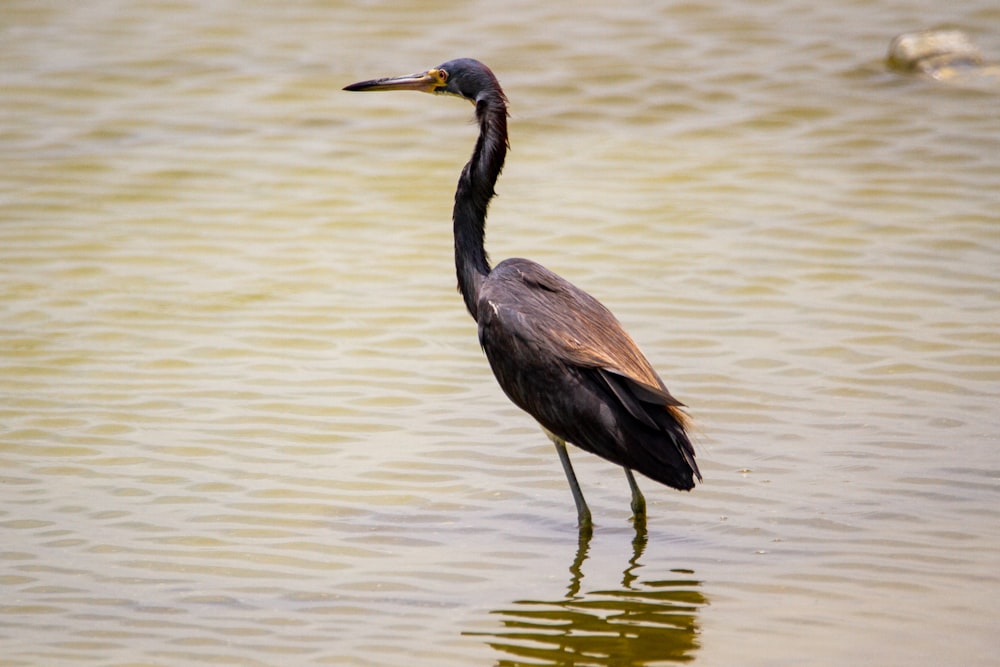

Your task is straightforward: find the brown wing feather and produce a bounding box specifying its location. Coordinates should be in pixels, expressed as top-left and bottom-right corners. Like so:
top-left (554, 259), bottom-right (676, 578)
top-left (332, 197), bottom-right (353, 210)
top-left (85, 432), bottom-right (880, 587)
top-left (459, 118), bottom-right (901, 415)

top-left (502, 259), bottom-right (691, 430)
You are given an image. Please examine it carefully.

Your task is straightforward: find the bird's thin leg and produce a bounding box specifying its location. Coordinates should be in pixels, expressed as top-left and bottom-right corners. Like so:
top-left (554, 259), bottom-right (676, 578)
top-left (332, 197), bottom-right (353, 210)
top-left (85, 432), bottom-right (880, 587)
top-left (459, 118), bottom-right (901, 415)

top-left (547, 432), bottom-right (593, 530)
top-left (624, 467), bottom-right (647, 524)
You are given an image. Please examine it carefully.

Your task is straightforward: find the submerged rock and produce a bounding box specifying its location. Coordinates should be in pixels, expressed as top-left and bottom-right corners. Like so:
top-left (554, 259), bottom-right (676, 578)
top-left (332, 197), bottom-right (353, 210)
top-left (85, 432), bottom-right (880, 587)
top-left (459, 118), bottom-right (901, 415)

top-left (888, 29), bottom-right (1000, 83)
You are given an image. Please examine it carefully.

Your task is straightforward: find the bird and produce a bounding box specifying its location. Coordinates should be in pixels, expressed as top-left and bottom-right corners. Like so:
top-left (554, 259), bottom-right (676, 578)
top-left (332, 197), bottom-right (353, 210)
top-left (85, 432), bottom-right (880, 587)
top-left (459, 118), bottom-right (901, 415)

top-left (344, 59), bottom-right (700, 529)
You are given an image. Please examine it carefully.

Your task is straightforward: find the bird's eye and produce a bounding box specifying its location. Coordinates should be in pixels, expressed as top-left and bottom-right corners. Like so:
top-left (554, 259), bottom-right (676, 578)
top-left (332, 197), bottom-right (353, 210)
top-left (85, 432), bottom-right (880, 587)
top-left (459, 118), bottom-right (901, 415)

top-left (437, 69), bottom-right (448, 83)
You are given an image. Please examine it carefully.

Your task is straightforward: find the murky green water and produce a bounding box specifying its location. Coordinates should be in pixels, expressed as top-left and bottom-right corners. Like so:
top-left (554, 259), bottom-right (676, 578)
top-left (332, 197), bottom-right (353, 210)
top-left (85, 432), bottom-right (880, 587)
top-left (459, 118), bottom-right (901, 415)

top-left (2, 1), bottom-right (999, 665)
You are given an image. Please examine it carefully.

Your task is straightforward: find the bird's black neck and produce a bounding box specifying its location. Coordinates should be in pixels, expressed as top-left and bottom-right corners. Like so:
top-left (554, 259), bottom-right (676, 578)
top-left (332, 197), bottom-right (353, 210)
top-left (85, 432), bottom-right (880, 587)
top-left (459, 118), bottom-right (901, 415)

top-left (454, 90), bottom-right (508, 321)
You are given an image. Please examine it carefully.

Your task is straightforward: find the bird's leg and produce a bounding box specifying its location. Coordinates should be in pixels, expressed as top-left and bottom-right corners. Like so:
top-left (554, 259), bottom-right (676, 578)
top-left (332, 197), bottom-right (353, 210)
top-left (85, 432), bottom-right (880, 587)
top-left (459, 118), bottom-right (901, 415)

top-left (624, 467), bottom-right (647, 525)
top-left (547, 432), bottom-right (593, 531)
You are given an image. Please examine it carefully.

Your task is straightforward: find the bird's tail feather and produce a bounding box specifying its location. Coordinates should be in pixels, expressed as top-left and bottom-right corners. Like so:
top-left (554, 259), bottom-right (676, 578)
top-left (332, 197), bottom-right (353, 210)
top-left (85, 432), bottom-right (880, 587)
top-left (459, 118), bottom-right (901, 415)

top-left (597, 368), bottom-right (701, 489)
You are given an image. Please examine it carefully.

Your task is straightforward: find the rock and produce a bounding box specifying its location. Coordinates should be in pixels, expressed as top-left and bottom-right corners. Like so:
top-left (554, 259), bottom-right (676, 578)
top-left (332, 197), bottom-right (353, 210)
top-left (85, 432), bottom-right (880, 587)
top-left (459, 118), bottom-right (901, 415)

top-left (888, 29), bottom-right (1000, 83)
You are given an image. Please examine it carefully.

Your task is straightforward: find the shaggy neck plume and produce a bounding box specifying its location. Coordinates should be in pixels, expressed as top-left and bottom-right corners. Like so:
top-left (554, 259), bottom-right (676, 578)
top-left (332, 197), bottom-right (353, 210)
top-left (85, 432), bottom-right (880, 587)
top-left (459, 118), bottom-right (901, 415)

top-left (453, 90), bottom-right (508, 321)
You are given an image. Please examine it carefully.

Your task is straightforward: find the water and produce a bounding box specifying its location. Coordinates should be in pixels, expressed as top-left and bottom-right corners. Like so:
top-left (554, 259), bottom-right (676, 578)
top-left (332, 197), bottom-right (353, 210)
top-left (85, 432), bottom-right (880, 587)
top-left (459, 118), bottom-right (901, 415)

top-left (2, 1), bottom-right (999, 665)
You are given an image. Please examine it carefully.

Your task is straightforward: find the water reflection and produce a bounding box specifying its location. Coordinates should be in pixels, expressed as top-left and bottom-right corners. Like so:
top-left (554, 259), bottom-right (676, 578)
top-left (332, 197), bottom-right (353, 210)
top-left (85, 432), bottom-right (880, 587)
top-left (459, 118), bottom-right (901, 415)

top-left (470, 529), bottom-right (706, 665)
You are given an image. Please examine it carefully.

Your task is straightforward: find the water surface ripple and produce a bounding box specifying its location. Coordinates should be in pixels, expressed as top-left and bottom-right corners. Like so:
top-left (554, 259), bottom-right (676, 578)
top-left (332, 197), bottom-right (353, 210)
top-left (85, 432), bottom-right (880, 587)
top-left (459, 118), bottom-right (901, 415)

top-left (2, 1), bottom-right (998, 665)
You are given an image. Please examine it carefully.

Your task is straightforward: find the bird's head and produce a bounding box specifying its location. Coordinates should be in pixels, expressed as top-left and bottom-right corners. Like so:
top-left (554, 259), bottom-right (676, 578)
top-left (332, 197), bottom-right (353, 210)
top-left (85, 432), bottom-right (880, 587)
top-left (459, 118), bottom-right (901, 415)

top-left (343, 58), bottom-right (503, 105)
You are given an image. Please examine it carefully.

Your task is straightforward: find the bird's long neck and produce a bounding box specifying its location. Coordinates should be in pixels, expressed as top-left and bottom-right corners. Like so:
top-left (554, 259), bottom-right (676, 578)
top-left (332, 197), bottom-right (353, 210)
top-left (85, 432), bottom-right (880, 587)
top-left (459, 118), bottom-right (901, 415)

top-left (454, 90), bottom-right (508, 321)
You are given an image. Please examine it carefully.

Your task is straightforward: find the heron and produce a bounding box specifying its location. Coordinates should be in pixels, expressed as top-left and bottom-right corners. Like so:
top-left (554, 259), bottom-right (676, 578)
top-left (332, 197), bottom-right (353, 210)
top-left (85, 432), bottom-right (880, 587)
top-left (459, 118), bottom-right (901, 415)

top-left (344, 59), bottom-right (700, 529)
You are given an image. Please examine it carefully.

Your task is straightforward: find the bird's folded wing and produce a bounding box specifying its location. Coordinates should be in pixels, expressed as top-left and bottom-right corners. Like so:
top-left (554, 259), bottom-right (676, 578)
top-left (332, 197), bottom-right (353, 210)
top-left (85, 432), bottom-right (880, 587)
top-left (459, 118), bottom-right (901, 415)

top-left (492, 258), bottom-right (685, 409)
top-left (519, 268), bottom-right (683, 400)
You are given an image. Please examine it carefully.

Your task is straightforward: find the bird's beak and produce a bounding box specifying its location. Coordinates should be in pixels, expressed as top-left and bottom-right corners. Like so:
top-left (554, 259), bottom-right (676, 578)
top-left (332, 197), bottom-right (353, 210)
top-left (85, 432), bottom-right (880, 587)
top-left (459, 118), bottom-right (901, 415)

top-left (343, 69), bottom-right (445, 94)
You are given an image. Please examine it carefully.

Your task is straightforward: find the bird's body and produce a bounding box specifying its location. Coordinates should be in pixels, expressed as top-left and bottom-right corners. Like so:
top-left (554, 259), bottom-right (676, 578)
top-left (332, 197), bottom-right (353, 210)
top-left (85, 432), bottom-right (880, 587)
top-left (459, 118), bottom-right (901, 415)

top-left (478, 258), bottom-right (697, 491)
top-left (345, 59), bottom-right (700, 528)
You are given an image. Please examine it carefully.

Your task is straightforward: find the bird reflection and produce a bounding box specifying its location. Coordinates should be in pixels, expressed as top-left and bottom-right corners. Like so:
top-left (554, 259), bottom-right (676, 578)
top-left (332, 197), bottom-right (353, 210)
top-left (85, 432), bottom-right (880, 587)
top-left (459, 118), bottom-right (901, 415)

top-left (469, 529), bottom-right (706, 665)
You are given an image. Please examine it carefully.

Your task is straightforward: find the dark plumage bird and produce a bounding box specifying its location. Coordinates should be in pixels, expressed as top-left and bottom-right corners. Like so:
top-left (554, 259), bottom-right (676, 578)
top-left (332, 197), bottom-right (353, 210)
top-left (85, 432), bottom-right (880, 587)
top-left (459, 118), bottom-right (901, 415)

top-left (344, 59), bottom-right (700, 528)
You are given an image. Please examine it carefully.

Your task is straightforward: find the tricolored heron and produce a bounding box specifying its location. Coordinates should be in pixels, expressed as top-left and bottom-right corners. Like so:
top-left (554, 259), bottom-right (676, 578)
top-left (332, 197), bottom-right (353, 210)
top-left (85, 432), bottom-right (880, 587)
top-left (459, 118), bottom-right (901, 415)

top-left (345, 59), bottom-right (700, 529)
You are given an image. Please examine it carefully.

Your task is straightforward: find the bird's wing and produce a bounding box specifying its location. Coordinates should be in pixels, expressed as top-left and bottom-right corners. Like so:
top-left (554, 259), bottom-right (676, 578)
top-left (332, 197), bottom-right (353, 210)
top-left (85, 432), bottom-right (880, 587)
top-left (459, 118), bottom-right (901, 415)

top-left (485, 259), bottom-right (689, 424)
top-left (559, 338), bottom-right (691, 433)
